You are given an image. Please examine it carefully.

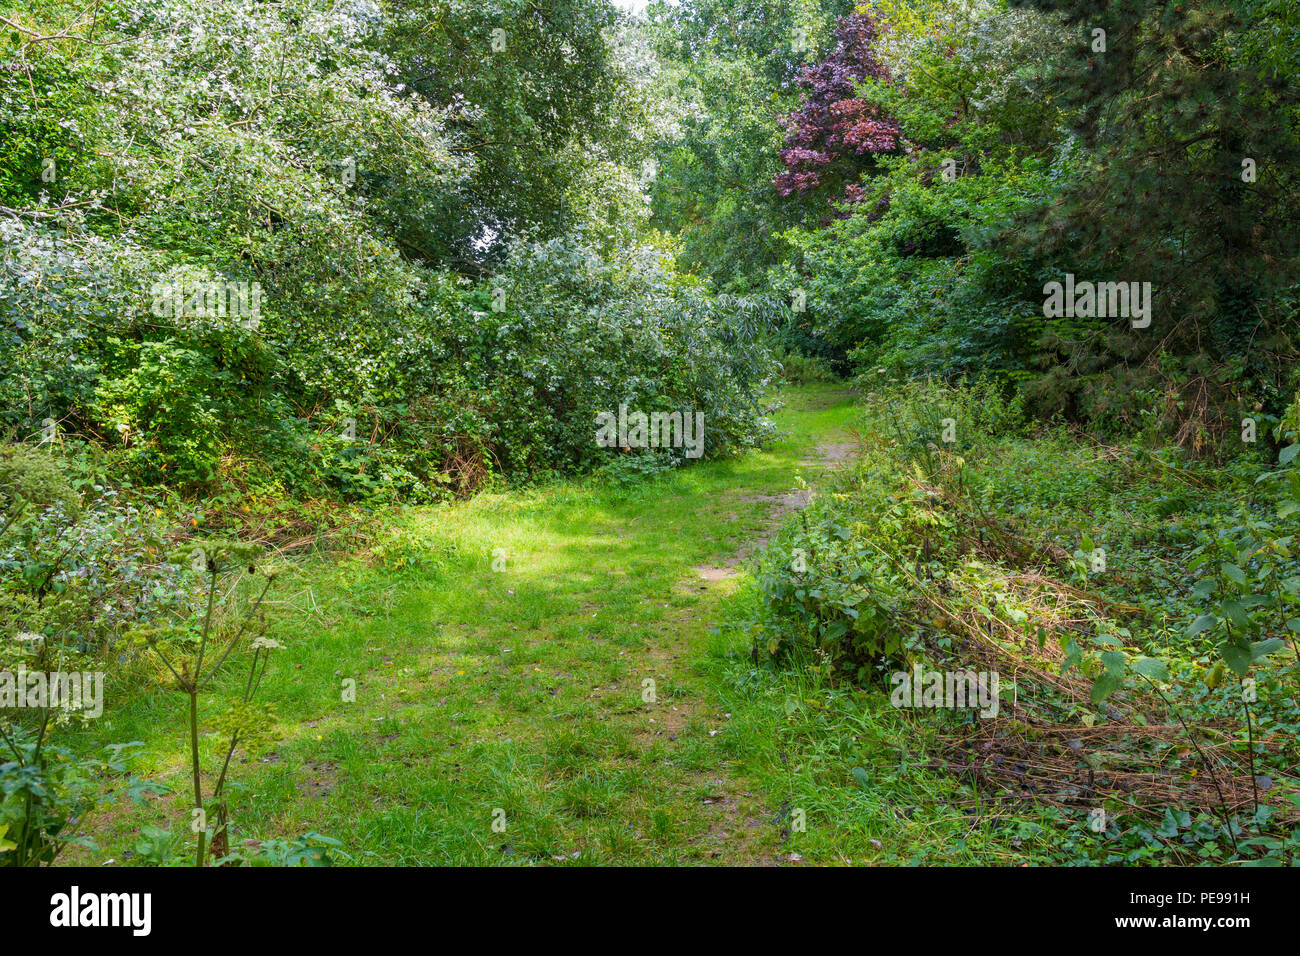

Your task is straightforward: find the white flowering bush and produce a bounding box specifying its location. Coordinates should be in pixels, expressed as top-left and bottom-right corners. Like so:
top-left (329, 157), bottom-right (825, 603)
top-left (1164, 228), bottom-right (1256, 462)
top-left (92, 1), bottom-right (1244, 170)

top-left (1, 0), bottom-right (780, 500)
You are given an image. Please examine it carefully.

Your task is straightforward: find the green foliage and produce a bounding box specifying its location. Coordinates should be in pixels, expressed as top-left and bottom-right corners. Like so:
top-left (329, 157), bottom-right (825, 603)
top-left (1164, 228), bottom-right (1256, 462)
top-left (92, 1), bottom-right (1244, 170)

top-left (754, 378), bottom-right (1299, 863)
top-left (644, 0), bottom-right (856, 290)
top-left (218, 831), bottom-right (343, 867)
top-left (777, 350), bottom-right (839, 385)
top-left (756, 478), bottom-right (918, 681)
top-left (0, 731), bottom-right (147, 867)
top-left (0, 444), bottom-right (192, 655)
top-left (756, 377), bottom-right (1022, 678)
top-left (750, 0), bottom-right (1300, 441)
top-left (1, 0), bottom-right (779, 506)
top-left (381, 0), bottom-right (649, 261)
top-left (91, 336), bottom-right (271, 486)
top-left (477, 239), bottom-right (780, 474)
top-left (1177, 390), bottom-right (1300, 681)
top-left (645, 50), bottom-right (802, 289)
top-left (767, 1), bottom-right (1069, 382)
top-left (1003, 0), bottom-right (1300, 430)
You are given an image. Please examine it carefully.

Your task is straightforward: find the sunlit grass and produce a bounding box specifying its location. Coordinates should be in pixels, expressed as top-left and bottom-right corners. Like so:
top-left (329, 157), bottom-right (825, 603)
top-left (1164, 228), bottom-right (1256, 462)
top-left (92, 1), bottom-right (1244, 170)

top-left (65, 383), bottom-right (1052, 866)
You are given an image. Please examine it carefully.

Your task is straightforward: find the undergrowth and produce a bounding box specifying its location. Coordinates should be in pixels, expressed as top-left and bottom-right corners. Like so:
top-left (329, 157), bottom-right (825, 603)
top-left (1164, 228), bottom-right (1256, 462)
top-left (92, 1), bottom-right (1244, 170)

top-left (751, 377), bottom-right (1300, 864)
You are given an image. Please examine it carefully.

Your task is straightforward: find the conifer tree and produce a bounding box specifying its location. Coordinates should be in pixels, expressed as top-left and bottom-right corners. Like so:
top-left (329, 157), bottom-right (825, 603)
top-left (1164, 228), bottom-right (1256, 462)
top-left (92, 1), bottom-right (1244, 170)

top-left (1008, 0), bottom-right (1300, 410)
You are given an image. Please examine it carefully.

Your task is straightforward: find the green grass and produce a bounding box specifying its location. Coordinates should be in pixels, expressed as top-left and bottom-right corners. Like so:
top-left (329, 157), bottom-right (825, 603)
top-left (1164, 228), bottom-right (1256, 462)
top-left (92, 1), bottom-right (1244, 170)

top-left (69, 383), bottom-right (1049, 866)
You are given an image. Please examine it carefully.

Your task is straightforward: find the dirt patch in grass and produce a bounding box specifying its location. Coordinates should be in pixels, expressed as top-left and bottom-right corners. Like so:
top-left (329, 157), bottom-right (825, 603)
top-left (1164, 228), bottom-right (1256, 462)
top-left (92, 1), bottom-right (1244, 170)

top-left (695, 565), bottom-right (738, 582)
top-left (802, 442), bottom-right (857, 465)
top-left (692, 436), bottom-right (859, 580)
top-left (296, 759), bottom-right (340, 797)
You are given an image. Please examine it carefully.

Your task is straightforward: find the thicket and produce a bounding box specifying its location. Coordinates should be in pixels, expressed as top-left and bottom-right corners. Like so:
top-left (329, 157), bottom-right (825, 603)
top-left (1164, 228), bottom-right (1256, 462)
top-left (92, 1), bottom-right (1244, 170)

top-left (1, 0), bottom-right (779, 507)
top-left (656, 0), bottom-right (1300, 443)
top-left (753, 378), bottom-right (1300, 863)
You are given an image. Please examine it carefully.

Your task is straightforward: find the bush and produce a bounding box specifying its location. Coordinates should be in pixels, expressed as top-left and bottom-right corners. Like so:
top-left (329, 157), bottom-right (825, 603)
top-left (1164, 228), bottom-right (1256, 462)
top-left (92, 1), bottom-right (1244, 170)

top-left (0, 444), bottom-right (191, 656)
top-left (776, 350), bottom-right (839, 384)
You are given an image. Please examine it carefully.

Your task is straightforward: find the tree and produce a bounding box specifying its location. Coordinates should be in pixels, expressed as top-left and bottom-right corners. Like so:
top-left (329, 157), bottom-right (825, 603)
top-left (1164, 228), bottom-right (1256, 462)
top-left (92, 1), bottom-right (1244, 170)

top-left (773, 10), bottom-right (900, 205)
top-left (1007, 0), bottom-right (1300, 425)
top-left (379, 0), bottom-right (647, 265)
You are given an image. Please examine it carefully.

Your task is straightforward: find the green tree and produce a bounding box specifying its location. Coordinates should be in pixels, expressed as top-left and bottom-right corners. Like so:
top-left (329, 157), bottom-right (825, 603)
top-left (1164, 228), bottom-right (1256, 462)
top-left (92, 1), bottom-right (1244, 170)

top-left (1007, 0), bottom-right (1300, 428)
top-left (379, 0), bottom-right (651, 264)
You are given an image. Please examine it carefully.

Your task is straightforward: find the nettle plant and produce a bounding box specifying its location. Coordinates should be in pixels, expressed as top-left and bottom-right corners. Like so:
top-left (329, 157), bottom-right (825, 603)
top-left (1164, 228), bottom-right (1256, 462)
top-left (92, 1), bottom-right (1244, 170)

top-left (756, 471), bottom-right (952, 682)
top-left (0, 448), bottom-right (167, 866)
top-left (1057, 622), bottom-right (1170, 714)
top-left (0, 445), bottom-right (191, 655)
top-left (129, 539), bottom-right (325, 867)
top-left (0, 629), bottom-right (154, 867)
top-left (1183, 399), bottom-right (1300, 682)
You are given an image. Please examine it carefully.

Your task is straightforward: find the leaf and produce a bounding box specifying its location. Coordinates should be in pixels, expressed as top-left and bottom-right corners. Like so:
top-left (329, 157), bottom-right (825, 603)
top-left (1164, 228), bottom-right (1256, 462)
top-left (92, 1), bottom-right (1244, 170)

top-left (1185, 614), bottom-right (1219, 637)
top-left (1133, 657), bottom-right (1169, 681)
top-left (1219, 562), bottom-right (1246, 586)
top-left (1280, 443), bottom-right (1300, 465)
top-left (1220, 641), bottom-right (1253, 678)
top-left (1090, 672), bottom-right (1123, 704)
top-left (1250, 638), bottom-right (1285, 661)
top-left (1159, 808), bottom-right (1182, 838)
top-left (850, 767), bottom-right (871, 789)
top-left (126, 774), bottom-right (171, 803)
top-left (1219, 599), bottom-right (1251, 631)
top-left (1100, 649), bottom-right (1126, 676)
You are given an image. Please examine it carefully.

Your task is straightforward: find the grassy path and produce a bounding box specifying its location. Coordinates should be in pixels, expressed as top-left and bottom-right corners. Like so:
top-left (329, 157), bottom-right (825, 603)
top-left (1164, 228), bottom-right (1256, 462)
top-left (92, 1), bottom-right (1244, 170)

top-left (83, 384), bottom-right (1039, 865)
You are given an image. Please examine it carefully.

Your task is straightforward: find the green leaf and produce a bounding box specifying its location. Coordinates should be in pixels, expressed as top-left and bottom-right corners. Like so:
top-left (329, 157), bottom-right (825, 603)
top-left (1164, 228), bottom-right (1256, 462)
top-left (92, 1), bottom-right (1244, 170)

top-left (1100, 649), bottom-right (1127, 676)
top-left (1090, 672), bottom-right (1124, 704)
top-left (1158, 808), bottom-right (1182, 838)
top-left (1220, 600), bottom-right (1252, 631)
top-left (1220, 641), bottom-right (1253, 678)
top-left (850, 766), bottom-right (871, 789)
top-left (1279, 444), bottom-right (1300, 465)
top-left (1251, 638), bottom-right (1285, 661)
top-left (1133, 657), bottom-right (1169, 681)
top-left (1185, 614), bottom-right (1219, 637)
top-left (1220, 562), bottom-right (1246, 586)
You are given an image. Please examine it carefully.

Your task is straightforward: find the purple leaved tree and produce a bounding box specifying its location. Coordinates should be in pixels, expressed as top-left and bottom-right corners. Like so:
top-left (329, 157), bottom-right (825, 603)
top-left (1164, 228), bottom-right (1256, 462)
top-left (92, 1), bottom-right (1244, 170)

top-left (774, 11), bottom-right (899, 206)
